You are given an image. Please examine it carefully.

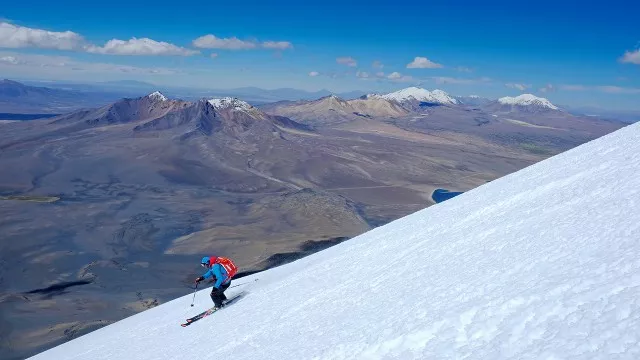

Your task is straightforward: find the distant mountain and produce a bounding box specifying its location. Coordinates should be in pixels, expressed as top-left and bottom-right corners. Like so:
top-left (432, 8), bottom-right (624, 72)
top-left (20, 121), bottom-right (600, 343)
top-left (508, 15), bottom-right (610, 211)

top-left (31, 92), bottom-right (310, 145)
top-left (19, 80), bottom-right (156, 95)
top-left (485, 94), bottom-right (561, 113)
top-left (260, 94), bottom-right (409, 126)
top-left (0, 79), bottom-right (139, 114)
top-left (262, 87), bottom-right (469, 125)
top-left (15, 81), bottom-right (370, 105)
top-left (0, 79), bottom-right (81, 111)
top-left (498, 94), bottom-right (559, 109)
top-left (48, 91), bottom-right (190, 131)
top-left (362, 87), bottom-right (460, 113)
top-left (0, 79), bottom-right (46, 97)
top-left (133, 96), bottom-right (311, 139)
top-left (262, 87), bottom-right (600, 127)
top-left (375, 87), bottom-right (459, 106)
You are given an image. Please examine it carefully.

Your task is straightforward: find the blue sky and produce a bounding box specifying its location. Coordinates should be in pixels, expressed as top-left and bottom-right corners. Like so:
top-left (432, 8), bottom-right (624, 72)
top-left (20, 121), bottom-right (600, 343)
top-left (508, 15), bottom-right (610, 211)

top-left (1, 0), bottom-right (639, 109)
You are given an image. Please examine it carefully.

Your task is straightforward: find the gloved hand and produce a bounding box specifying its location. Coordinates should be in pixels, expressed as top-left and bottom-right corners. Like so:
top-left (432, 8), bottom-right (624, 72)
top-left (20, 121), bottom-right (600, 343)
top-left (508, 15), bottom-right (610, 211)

top-left (194, 276), bottom-right (204, 284)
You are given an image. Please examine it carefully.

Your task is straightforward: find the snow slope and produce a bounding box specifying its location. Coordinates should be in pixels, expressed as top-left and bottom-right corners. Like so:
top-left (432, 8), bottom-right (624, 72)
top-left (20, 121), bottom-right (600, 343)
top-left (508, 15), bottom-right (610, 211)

top-left (30, 122), bottom-right (640, 359)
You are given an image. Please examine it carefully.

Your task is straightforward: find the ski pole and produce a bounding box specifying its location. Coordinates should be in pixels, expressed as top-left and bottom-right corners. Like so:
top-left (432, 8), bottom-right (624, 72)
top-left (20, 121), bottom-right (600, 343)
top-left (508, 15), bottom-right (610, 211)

top-left (229, 278), bottom-right (258, 288)
top-left (190, 283), bottom-right (198, 307)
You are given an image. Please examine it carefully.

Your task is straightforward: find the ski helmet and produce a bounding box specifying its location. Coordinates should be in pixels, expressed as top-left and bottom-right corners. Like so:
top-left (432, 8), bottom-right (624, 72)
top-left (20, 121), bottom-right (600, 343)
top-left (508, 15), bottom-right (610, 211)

top-left (200, 256), bottom-right (210, 267)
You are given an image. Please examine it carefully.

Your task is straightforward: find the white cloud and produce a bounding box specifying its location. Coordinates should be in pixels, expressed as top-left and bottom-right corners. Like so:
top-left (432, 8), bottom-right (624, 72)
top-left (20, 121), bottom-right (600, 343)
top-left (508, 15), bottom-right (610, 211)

top-left (387, 72), bottom-right (402, 79)
top-left (372, 60), bottom-right (383, 69)
top-left (455, 66), bottom-right (472, 73)
top-left (87, 37), bottom-right (199, 56)
top-left (192, 35), bottom-right (257, 50)
top-left (387, 72), bottom-right (414, 82)
top-left (0, 21), bottom-right (294, 57)
top-left (0, 55), bottom-right (23, 65)
top-left (539, 84), bottom-right (555, 93)
top-left (619, 49), bottom-right (640, 65)
top-left (356, 71), bottom-right (369, 79)
top-left (0, 22), bottom-right (86, 50)
top-left (192, 35), bottom-right (293, 51)
top-left (308, 71), bottom-right (320, 77)
top-left (336, 56), bottom-right (357, 67)
top-left (406, 56), bottom-right (443, 69)
top-left (210, 53), bottom-right (218, 59)
top-left (262, 41), bottom-right (293, 50)
top-left (0, 22), bottom-right (199, 57)
top-left (375, 71), bottom-right (385, 78)
top-left (505, 83), bottom-right (531, 91)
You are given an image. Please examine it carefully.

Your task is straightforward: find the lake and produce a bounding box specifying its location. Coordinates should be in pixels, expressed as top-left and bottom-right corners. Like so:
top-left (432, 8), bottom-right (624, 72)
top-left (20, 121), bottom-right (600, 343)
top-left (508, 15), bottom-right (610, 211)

top-left (432, 189), bottom-right (464, 203)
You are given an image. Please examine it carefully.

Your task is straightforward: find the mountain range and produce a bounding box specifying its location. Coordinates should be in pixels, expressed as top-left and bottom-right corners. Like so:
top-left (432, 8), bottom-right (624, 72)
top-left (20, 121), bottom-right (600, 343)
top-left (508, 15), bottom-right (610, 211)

top-left (4, 79), bottom-right (639, 124)
top-left (2, 79), bottom-right (370, 113)
top-left (265, 87), bottom-right (564, 121)
top-left (37, 92), bottom-right (310, 143)
top-left (0, 85), bottom-right (628, 359)
top-left (261, 87), bottom-right (596, 146)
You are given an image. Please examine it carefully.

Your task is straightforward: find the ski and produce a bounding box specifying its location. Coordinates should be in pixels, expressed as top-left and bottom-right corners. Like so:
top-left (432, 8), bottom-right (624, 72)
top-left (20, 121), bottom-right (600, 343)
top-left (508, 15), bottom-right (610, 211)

top-left (180, 292), bottom-right (246, 327)
top-left (181, 307), bottom-right (218, 327)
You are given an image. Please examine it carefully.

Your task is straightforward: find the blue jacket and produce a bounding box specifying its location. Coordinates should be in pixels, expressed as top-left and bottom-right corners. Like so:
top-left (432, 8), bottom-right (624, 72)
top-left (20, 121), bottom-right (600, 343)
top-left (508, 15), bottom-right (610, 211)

top-left (202, 263), bottom-right (230, 288)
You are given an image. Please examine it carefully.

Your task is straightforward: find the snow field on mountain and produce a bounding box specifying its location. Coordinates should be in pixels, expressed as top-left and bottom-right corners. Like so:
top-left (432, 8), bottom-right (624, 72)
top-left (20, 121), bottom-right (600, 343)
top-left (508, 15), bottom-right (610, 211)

top-left (147, 91), bottom-right (168, 102)
top-left (498, 94), bottom-right (559, 110)
top-left (208, 97), bottom-right (254, 111)
top-left (378, 87), bottom-right (459, 105)
top-left (30, 122), bottom-right (640, 359)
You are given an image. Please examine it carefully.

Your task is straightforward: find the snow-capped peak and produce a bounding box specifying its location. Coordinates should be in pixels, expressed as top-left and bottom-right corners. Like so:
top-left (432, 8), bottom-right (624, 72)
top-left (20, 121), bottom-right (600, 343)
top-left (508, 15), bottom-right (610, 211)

top-left (146, 91), bottom-right (168, 102)
top-left (498, 94), bottom-right (559, 110)
top-left (380, 87), bottom-right (459, 105)
top-left (208, 97), bottom-right (253, 112)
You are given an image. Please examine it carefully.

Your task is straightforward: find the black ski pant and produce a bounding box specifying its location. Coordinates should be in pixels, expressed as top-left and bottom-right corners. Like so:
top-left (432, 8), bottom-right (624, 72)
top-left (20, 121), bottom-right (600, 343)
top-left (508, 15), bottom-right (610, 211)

top-left (210, 282), bottom-right (231, 307)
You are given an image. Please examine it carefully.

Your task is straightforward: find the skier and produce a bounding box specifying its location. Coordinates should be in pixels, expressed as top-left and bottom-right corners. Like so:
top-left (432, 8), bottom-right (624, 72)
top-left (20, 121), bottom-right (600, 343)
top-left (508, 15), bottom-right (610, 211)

top-left (194, 256), bottom-right (238, 310)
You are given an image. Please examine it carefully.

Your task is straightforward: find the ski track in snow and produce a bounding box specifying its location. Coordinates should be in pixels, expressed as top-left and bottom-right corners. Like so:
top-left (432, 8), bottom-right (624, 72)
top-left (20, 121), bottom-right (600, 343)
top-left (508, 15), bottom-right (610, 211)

top-left (30, 122), bottom-right (640, 359)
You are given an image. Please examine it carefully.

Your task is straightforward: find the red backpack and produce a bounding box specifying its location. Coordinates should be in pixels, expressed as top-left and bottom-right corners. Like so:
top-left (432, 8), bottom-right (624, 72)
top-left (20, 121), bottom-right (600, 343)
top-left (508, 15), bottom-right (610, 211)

top-left (209, 256), bottom-right (238, 280)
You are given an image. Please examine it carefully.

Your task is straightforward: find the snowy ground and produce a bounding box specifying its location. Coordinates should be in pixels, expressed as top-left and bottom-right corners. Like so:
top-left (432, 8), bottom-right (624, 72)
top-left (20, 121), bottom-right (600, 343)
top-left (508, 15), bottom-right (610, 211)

top-left (30, 122), bottom-right (640, 359)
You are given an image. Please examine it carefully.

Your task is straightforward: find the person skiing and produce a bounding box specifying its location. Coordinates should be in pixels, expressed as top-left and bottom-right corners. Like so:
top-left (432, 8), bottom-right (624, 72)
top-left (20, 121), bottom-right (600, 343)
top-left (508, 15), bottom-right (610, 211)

top-left (194, 256), bottom-right (238, 310)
